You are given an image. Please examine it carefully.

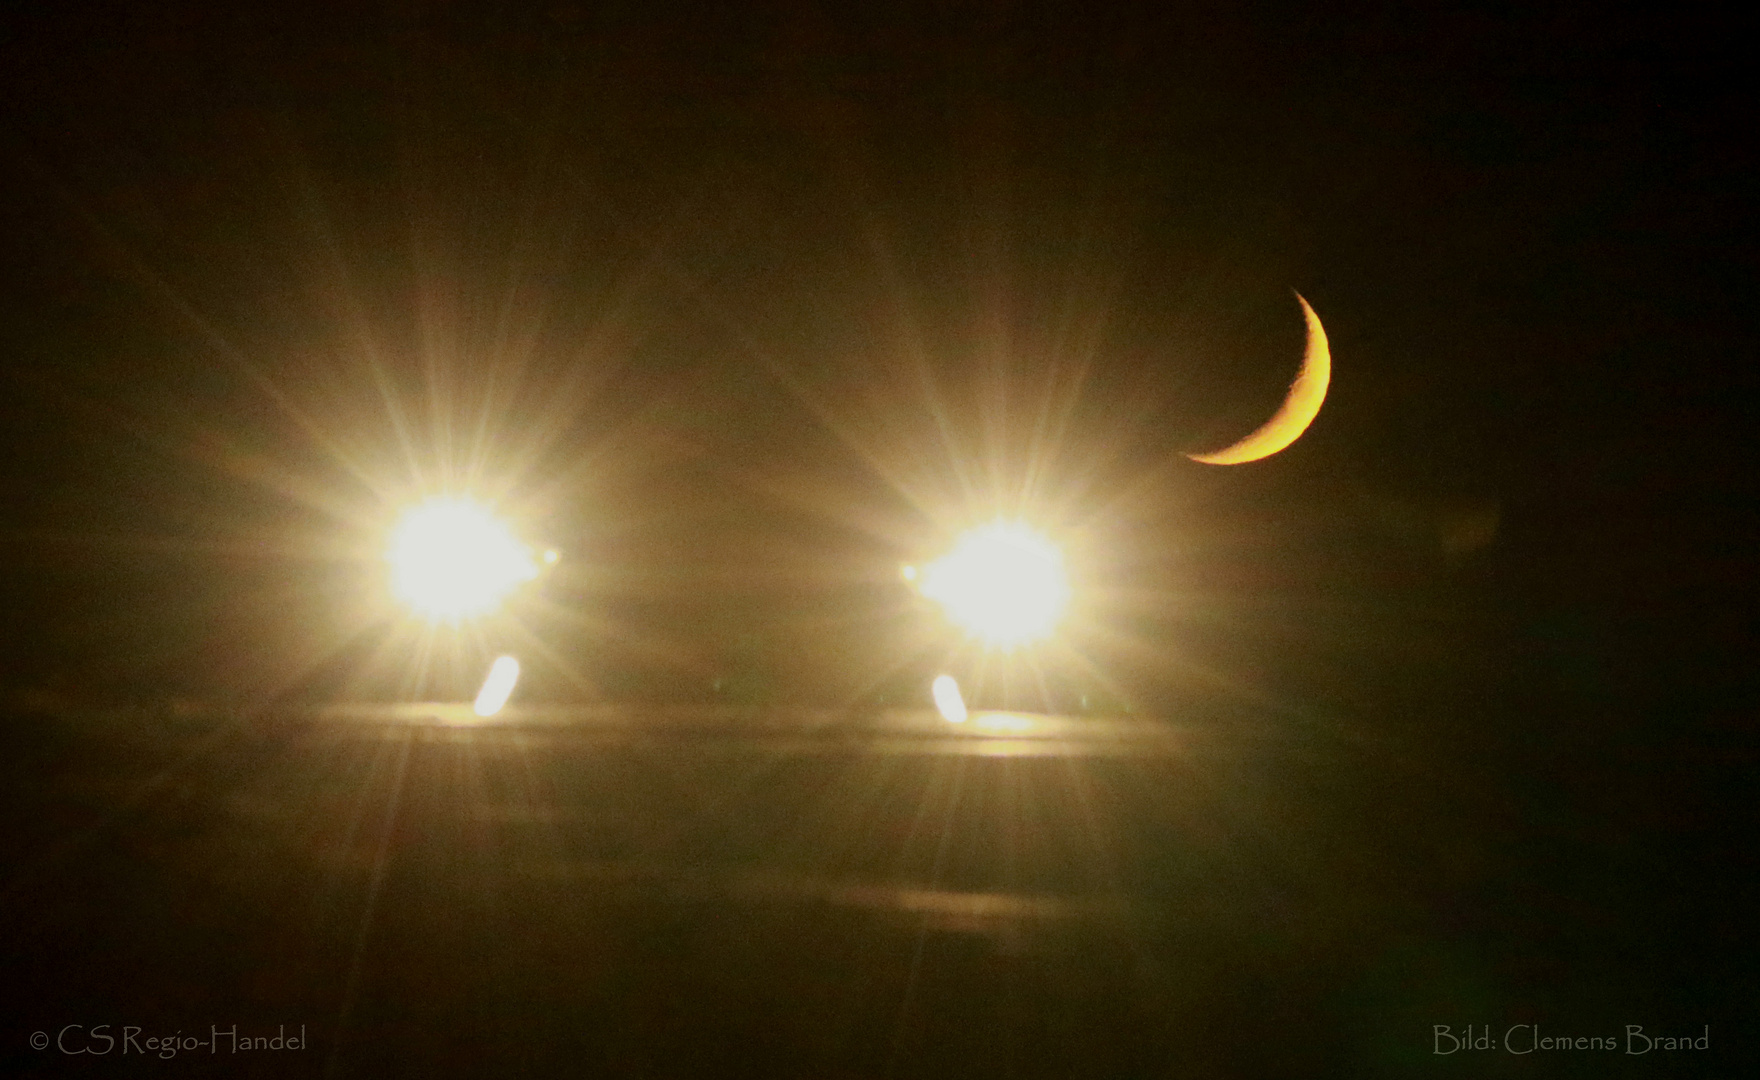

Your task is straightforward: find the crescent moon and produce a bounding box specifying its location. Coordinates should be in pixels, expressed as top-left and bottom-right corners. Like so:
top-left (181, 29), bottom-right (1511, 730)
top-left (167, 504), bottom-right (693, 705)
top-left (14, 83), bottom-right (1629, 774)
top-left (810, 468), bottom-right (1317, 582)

top-left (1186, 292), bottom-right (1330, 465)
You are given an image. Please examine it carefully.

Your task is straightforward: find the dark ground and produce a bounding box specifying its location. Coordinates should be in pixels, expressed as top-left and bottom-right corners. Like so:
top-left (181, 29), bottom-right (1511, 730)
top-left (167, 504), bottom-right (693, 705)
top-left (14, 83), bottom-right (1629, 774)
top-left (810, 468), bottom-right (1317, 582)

top-left (0, 698), bottom-right (1748, 1077)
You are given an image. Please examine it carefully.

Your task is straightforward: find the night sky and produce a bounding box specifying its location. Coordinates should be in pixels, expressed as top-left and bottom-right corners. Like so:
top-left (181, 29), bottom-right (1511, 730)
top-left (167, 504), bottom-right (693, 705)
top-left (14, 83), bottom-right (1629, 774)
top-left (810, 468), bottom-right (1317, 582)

top-left (0, 1), bottom-right (1752, 1073)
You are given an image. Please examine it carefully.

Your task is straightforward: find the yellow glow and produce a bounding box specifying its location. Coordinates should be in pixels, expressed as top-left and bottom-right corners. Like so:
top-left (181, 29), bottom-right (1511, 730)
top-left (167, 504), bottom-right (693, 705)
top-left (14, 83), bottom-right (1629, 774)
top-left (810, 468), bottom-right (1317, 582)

top-left (473, 655), bottom-right (521, 717)
top-left (1187, 292), bottom-right (1331, 465)
top-left (931, 674), bottom-right (967, 723)
top-left (918, 521), bottom-right (1070, 649)
top-left (389, 497), bottom-right (538, 619)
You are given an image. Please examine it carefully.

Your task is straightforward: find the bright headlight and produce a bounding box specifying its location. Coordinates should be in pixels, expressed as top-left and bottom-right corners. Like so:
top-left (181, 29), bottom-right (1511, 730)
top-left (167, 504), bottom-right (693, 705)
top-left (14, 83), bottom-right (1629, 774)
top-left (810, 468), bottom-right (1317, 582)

top-left (916, 521), bottom-right (1070, 650)
top-left (388, 497), bottom-right (539, 620)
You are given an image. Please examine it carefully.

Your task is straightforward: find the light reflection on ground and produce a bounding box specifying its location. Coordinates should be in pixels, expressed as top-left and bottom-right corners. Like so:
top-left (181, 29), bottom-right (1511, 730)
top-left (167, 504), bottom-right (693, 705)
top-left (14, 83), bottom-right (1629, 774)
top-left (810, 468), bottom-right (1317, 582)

top-left (296, 704), bottom-right (1190, 757)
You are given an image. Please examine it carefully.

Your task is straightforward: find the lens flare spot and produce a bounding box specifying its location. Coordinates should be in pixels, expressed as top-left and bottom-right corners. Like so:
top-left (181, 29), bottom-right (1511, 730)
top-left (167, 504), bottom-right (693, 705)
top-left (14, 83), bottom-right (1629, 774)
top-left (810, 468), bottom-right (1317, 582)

top-left (389, 498), bottom-right (539, 619)
top-left (473, 655), bottom-right (521, 717)
top-left (931, 674), bottom-right (968, 723)
top-left (918, 522), bottom-right (1070, 649)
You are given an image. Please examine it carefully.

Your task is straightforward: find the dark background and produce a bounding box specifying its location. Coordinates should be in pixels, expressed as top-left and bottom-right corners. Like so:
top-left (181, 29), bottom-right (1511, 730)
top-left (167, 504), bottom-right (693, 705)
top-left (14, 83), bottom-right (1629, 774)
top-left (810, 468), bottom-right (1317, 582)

top-left (0, 1), bottom-right (1752, 1074)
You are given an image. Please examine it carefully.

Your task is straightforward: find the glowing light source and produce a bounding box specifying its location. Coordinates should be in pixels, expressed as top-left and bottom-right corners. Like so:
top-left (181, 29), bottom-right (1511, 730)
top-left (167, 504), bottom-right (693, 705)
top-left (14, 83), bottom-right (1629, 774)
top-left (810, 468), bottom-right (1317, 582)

top-left (473, 655), bottom-right (521, 717)
top-left (389, 497), bottom-right (538, 619)
top-left (917, 521), bottom-right (1070, 649)
top-left (932, 674), bottom-right (967, 723)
